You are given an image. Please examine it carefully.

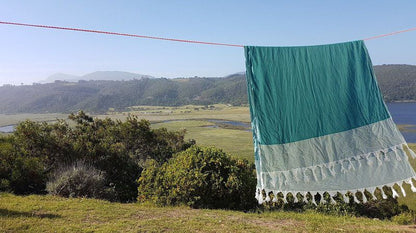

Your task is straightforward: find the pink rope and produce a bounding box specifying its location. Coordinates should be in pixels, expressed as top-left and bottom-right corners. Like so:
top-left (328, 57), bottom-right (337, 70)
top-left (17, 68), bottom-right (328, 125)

top-left (1, 21), bottom-right (415, 46)
top-left (0, 21), bottom-right (244, 47)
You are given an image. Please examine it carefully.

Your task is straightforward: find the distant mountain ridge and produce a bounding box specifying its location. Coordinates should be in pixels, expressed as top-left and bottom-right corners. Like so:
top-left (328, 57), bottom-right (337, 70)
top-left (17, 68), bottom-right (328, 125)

top-left (40, 71), bottom-right (153, 83)
top-left (0, 64), bottom-right (415, 114)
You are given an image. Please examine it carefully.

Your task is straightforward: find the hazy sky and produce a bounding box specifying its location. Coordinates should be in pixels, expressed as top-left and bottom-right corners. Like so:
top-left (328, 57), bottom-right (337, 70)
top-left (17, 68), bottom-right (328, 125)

top-left (0, 0), bottom-right (415, 85)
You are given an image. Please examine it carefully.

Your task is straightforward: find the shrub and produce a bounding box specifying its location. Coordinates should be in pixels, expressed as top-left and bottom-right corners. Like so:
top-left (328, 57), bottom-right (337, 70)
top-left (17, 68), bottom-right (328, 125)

top-left (0, 137), bottom-right (13, 192)
top-left (356, 197), bottom-right (409, 219)
top-left (92, 143), bottom-right (142, 203)
top-left (9, 156), bottom-right (47, 194)
top-left (138, 146), bottom-right (257, 210)
top-left (46, 162), bottom-right (113, 199)
top-left (1, 135), bottom-right (47, 194)
top-left (392, 212), bottom-right (415, 225)
top-left (6, 112), bottom-right (191, 201)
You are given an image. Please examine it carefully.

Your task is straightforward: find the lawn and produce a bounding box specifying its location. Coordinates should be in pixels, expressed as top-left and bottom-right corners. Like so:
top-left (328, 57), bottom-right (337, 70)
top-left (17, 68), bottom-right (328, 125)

top-left (1, 193), bottom-right (415, 233)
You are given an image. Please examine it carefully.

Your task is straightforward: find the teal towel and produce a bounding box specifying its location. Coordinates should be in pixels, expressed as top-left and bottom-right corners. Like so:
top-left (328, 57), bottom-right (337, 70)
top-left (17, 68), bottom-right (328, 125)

top-left (245, 41), bottom-right (416, 203)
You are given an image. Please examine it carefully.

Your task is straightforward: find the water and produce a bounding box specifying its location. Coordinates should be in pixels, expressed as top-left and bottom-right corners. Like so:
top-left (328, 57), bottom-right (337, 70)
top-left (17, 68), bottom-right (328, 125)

top-left (0, 125), bottom-right (15, 133)
top-left (386, 103), bottom-right (416, 125)
top-left (206, 119), bottom-right (250, 128)
top-left (387, 102), bottom-right (416, 143)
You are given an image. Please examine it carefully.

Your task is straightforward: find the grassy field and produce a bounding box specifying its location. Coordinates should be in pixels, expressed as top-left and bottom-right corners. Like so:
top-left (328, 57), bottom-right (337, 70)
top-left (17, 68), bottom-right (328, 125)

top-left (152, 119), bottom-right (254, 161)
top-left (120, 105), bottom-right (255, 160)
top-left (0, 113), bottom-right (68, 127)
top-left (2, 193), bottom-right (416, 233)
top-left (96, 104), bottom-right (251, 123)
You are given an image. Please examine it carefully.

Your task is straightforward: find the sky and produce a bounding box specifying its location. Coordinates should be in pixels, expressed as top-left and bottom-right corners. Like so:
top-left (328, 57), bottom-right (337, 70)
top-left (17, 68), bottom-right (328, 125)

top-left (0, 0), bottom-right (415, 85)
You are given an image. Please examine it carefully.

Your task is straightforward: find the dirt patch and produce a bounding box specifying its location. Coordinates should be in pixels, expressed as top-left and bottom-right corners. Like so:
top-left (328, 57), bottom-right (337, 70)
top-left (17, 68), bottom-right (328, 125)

top-left (393, 224), bottom-right (416, 232)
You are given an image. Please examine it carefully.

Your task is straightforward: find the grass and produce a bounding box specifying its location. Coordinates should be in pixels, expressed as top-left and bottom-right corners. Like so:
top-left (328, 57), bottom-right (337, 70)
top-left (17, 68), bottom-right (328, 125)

top-left (0, 113), bottom-right (68, 127)
top-left (98, 104), bottom-right (251, 123)
top-left (153, 119), bottom-right (254, 161)
top-left (398, 125), bottom-right (416, 132)
top-left (398, 143), bottom-right (416, 211)
top-left (1, 193), bottom-right (415, 233)
top-left (100, 104), bottom-right (255, 161)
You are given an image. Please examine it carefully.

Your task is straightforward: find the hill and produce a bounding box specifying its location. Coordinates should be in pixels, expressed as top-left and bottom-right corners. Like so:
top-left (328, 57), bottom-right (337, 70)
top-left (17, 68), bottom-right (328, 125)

top-left (374, 65), bottom-right (416, 102)
top-left (0, 65), bottom-right (415, 114)
top-left (0, 75), bottom-right (247, 113)
top-left (0, 193), bottom-right (413, 232)
top-left (40, 71), bottom-right (153, 83)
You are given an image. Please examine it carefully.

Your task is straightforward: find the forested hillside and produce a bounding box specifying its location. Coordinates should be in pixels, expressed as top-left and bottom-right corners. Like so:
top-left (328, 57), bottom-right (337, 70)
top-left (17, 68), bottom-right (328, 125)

top-left (373, 65), bottom-right (416, 102)
top-left (0, 65), bottom-right (414, 113)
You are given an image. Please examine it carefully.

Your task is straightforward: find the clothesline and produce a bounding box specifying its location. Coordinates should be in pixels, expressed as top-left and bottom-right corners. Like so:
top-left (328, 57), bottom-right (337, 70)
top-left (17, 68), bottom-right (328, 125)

top-left (0, 20), bottom-right (415, 47)
top-left (0, 21), bottom-right (243, 47)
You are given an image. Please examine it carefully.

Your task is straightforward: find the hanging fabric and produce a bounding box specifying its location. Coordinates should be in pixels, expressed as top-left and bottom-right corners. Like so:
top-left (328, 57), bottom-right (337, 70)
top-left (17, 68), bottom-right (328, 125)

top-left (244, 40), bottom-right (416, 203)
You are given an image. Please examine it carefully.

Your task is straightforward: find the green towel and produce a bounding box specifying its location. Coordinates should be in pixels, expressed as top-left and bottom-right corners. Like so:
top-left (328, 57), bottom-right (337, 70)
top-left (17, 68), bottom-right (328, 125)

top-left (244, 40), bottom-right (416, 204)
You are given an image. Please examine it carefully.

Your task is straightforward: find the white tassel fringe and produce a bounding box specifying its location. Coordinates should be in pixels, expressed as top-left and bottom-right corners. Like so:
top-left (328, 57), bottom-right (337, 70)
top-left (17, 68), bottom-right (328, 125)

top-left (255, 176), bottom-right (416, 204)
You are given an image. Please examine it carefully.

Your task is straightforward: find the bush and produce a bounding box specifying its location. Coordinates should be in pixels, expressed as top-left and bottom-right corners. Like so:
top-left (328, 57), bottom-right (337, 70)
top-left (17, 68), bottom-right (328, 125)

top-left (392, 212), bottom-right (415, 225)
top-left (1, 136), bottom-right (46, 194)
top-left (356, 197), bottom-right (407, 219)
top-left (9, 156), bottom-right (47, 194)
top-left (138, 146), bottom-right (257, 210)
top-left (92, 143), bottom-right (142, 203)
top-left (5, 112), bottom-right (192, 202)
top-left (46, 162), bottom-right (113, 199)
top-left (0, 137), bottom-right (13, 192)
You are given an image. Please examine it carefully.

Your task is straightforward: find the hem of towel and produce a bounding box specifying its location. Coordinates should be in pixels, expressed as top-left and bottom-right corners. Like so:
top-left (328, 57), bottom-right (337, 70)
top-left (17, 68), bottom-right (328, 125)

top-left (255, 143), bottom-right (416, 204)
top-left (258, 143), bottom-right (416, 189)
top-left (256, 175), bottom-right (416, 204)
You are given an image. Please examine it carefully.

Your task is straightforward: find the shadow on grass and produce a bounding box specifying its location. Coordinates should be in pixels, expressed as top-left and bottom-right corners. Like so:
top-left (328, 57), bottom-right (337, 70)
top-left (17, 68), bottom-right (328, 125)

top-left (0, 208), bottom-right (61, 219)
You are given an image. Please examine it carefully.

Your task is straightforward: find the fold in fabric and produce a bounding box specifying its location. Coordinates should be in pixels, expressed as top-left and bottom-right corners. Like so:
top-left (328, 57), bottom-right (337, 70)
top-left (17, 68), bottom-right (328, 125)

top-left (244, 40), bottom-right (416, 203)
